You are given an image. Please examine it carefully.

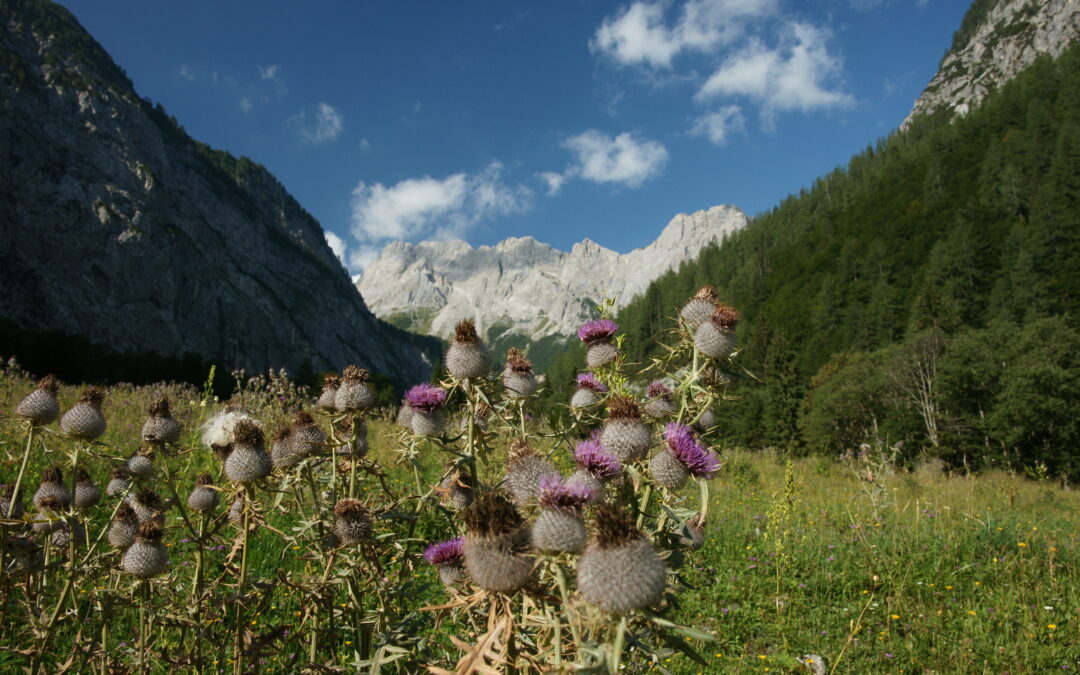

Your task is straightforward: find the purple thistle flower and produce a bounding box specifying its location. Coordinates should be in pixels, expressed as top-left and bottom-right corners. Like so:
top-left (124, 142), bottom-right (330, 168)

top-left (646, 380), bottom-right (672, 399)
top-left (538, 474), bottom-right (594, 513)
top-left (577, 318), bottom-right (618, 343)
top-left (663, 423), bottom-right (722, 478)
top-left (575, 373), bottom-right (607, 393)
top-left (574, 440), bottom-right (622, 479)
top-left (423, 537), bottom-right (465, 566)
top-left (404, 383), bottom-right (447, 414)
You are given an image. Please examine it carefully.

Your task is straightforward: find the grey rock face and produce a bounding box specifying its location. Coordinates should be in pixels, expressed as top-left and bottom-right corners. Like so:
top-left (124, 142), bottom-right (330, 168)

top-left (357, 205), bottom-right (747, 343)
top-left (903, 0), bottom-right (1080, 128)
top-left (0, 3), bottom-right (429, 385)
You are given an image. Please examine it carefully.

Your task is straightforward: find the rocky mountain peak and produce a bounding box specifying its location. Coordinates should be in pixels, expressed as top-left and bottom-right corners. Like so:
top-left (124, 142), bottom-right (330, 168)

top-left (903, 0), bottom-right (1080, 128)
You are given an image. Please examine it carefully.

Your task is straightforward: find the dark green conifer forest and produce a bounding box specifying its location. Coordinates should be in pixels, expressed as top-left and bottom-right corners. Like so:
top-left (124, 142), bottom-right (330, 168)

top-left (544, 45), bottom-right (1080, 479)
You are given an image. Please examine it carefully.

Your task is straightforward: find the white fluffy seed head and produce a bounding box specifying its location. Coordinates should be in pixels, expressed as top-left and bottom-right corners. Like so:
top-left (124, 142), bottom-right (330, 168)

top-left (200, 411), bottom-right (257, 450)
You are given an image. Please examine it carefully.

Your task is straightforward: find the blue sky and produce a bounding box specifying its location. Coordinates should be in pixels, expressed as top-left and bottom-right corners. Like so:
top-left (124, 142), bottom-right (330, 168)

top-left (59, 0), bottom-right (971, 273)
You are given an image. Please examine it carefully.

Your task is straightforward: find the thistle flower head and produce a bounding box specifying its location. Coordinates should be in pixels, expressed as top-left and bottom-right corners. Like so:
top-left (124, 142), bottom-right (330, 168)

top-left (135, 520), bottom-right (163, 541)
top-left (575, 373), bottom-right (608, 393)
top-left (333, 498), bottom-right (369, 520)
top-left (79, 387), bottom-right (106, 407)
top-left (132, 489), bottom-right (164, 511)
top-left (578, 318), bottom-right (618, 343)
top-left (42, 465), bottom-right (63, 485)
top-left (538, 474), bottom-right (595, 513)
top-left (36, 374), bottom-right (60, 394)
top-left (423, 537), bottom-right (465, 566)
top-left (606, 396), bottom-right (641, 421)
top-left (74, 468), bottom-right (93, 485)
top-left (454, 319), bottom-right (481, 344)
top-left (404, 384), bottom-right (447, 414)
top-left (574, 440), bottom-right (622, 479)
top-left (662, 423), bottom-right (722, 478)
top-left (233, 419), bottom-right (265, 450)
top-left (321, 374), bottom-right (340, 391)
top-left (506, 348), bottom-right (533, 374)
top-left (195, 472), bottom-right (214, 486)
top-left (693, 286), bottom-right (718, 303)
top-left (646, 380), bottom-right (672, 399)
top-left (462, 491), bottom-right (523, 538)
top-left (710, 303), bottom-right (740, 328)
top-left (148, 397), bottom-right (172, 418)
top-left (592, 503), bottom-right (642, 549)
top-left (292, 411), bottom-right (316, 427)
top-left (341, 365), bottom-right (370, 383)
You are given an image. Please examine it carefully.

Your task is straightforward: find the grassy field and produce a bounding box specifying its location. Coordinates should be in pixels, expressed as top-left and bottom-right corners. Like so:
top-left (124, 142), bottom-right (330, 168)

top-left (0, 360), bottom-right (1077, 673)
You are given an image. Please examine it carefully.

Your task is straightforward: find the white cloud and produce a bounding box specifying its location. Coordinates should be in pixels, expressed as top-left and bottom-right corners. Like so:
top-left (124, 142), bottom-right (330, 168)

top-left (179, 65), bottom-right (196, 82)
top-left (324, 231), bottom-right (348, 267)
top-left (289, 103), bottom-right (344, 144)
top-left (239, 97), bottom-right (253, 114)
top-left (558, 130), bottom-right (669, 188)
top-left (538, 171), bottom-right (567, 196)
top-left (696, 23), bottom-right (853, 123)
top-left (690, 105), bottom-right (746, 144)
top-left (591, 0), bottom-right (778, 68)
top-left (347, 162), bottom-right (532, 271)
top-left (256, 64), bottom-right (280, 81)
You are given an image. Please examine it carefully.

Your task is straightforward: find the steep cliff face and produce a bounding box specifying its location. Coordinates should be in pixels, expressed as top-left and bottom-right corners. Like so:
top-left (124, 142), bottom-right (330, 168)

top-left (0, 0), bottom-right (431, 384)
top-left (903, 0), bottom-right (1080, 127)
top-left (357, 205), bottom-right (747, 342)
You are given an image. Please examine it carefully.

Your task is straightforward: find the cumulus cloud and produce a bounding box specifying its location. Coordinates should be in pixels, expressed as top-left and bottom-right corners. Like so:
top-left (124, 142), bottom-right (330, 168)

top-left (179, 65), bottom-right (196, 82)
top-left (696, 23), bottom-right (853, 123)
top-left (558, 130), bottom-right (669, 188)
top-left (289, 103), bottom-right (344, 144)
top-left (538, 171), bottom-right (567, 196)
top-left (591, 0), bottom-right (778, 68)
top-left (347, 162), bottom-right (532, 271)
top-left (324, 231), bottom-right (348, 267)
top-left (690, 105), bottom-right (746, 144)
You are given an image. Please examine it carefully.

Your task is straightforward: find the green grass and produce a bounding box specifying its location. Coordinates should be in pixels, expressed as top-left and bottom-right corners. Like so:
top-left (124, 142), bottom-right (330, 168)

top-left (1, 362), bottom-right (1077, 673)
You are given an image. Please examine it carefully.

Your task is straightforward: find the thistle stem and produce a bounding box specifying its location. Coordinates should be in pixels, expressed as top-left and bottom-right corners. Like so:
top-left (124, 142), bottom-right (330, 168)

top-left (609, 615), bottom-right (628, 674)
top-left (233, 486), bottom-right (254, 675)
top-left (7, 422), bottom-right (34, 519)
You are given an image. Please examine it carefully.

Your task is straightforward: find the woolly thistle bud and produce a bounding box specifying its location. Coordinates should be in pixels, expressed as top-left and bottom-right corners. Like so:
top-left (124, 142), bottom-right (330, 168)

top-left (125, 452), bottom-right (155, 480)
top-left (332, 416), bottom-right (367, 457)
top-left (569, 440), bottom-right (621, 498)
top-left (532, 476), bottom-right (594, 553)
top-left (141, 397), bottom-right (181, 445)
top-left (693, 408), bottom-right (717, 433)
top-left (502, 349), bottom-right (536, 398)
top-left (291, 412), bottom-right (326, 457)
top-left (1, 483), bottom-right (24, 520)
top-left (122, 522), bottom-right (169, 578)
top-left (461, 492), bottom-right (533, 592)
top-left (693, 304), bottom-right (739, 358)
top-left (227, 496), bottom-right (248, 525)
top-left (187, 473), bottom-right (219, 513)
top-left (50, 520), bottom-right (87, 550)
top-left (570, 373), bottom-right (607, 408)
top-left (504, 441), bottom-right (559, 506)
top-left (333, 499), bottom-right (372, 545)
top-left (15, 374), bottom-right (59, 425)
top-left (578, 319), bottom-right (619, 369)
top-left (72, 470), bottom-right (101, 509)
top-left (317, 375), bottom-right (341, 411)
top-left (679, 286), bottom-right (718, 332)
top-left (33, 466), bottom-right (71, 511)
top-left (106, 467), bottom-right (131, 497)
top-left (643, 380), bottom-right (675, 420)
top-left (395, 401), bottom-right (414, 429)
top-left (678, 513), bottom-right (706, 551)
top-left (5, 536), bottom-right (43, 574)
top-left (270, 427), bottom-right (297, 469)
top-left (109, 503), bottom-right (139, 548)
top-left (405, 384), bottom-right (448, 436)
top-left (601, 397), bottom-right (652, 463)
top-left (424, 537), bottom-right (467, 587)
top-left (60, 388), bottom-right (106, 440)
top-left (224, 420), bottom-right (271, 483)
top-left (127, 490), bottom-right (165, 525)
top-left (577, 505), bottom-right (667, 614)
top-left (335, 366), bottom-right (375, 412)
top-left (436, 464), bottom-right (473, 510)
top-left (658, 423), bottom-right (722, 483)
top-left (445, 320), bottom-right (491, 380)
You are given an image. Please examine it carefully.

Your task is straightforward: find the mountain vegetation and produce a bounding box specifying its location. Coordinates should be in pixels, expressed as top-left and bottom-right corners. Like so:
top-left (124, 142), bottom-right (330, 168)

top-left (543, 43), bottom-right (1080, 479)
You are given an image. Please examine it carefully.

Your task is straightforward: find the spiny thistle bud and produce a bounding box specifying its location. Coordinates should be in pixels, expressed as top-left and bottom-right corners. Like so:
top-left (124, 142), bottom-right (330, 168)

top-left (567, 440), bottom-right (621, 500)
top-left (333, 416), bottom-right (367, 457)
top-left (122, 521), bottom-right (169, 578)
top-left (270, 427), bottom-right (297, 469)
top-left (462, 492), bottom-right (533, 592)
top-left (200, 409), bottom-right (258, 454)
top-left (33, 466), bottom-right (71, 511)
top-left (654, 423), bottom-right (721, 489)
top-left (224, 420), bottom-right (271, 483)
top-left (335, 365), bottom-right (375, 412)
top-left (643, 380), bottom-right (675, 420)
top-left (6, 535), bottom-right (43, 573)
top-left (532, 475), bottom-right (593, 553)
top-left (693, 408), bottom-right (717, 433)
top-left (317, 374), bottom-right (341, 411)
top-left (578, 319), bottom-right (619, 369)
top-left (405, 384), bottom-right (447, 436)
top-left (504, 441), bottom-right (559, 506)
top-left (15, 374), bottom-right (59, 425)
top-left (187, 473), bottom-right (219, 513)
top-left (60, 387), bottom-right (106, 440)
top-left (601, 397), bottom-right (651, 463)
top-left (680, 286), bottom-right (718, 332)
top-left (125, 452), bottom-right (155, 480)
top-left (106, 467), bottom-right (131, 497)
top-left (678, 513), bottom-right (707, 550)
top-left (503, 348), bottom-right (536, 398)
top-left (570, 372), bottom-right (608, 408)
top-left (291, 412), bottom-right (326, 458)
top-left (228, 496), bottom-right (248, 525)
top-left (396, 400), bottom-right (414, 429)
top-left (109, 503), bottom-right (139, 548)
top-left (73, 469), bottom-right (101, 509)
top-left (436, 463), bottom-right (473, 510)
top-left (694, 304), bottom-right (739, 358)
top-left (424, 537), bottom-right (467, 588)
top-left (577, 505), bottom-right (667, 614)
top-left (127, 489), bottom-right (165, 525)
top-left (446, 319), bottom-right (491, 380)
top-left (333, 499), bottom-right (372, 545)
top-left (1, 483), bottom-right (24, 519)
top-left (50, 520), bottom-right (87, 550)
top-left (142, 397), bottom-right (181, 445)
